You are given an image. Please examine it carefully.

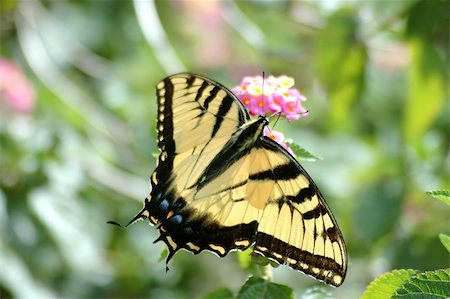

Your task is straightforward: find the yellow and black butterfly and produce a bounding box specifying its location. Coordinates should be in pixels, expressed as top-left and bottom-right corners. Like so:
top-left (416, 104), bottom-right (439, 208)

top-left (129, 73), bottom-right (347, 287)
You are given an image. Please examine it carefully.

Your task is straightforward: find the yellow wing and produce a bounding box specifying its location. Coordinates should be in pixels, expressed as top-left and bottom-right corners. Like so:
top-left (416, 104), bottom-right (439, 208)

top-left (131, 73), bottom-right (347, 287)
top-left (184, 138), bottom-right (347, 287)
top-left (152, 73), bottom-right (249, 194)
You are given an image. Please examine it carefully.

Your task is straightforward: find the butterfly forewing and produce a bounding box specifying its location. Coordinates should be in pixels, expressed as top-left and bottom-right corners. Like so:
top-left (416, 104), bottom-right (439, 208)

top-left (154, 74), bottom-right (249, 190)
top-left (134, 73), bottom-right (347, 287)
top-left (156, 74), bottom-right (249, 155)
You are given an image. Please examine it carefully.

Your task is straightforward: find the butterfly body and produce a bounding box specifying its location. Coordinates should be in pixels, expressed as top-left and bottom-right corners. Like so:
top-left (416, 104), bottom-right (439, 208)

top-left (132, 73), bottom-right (347, 287)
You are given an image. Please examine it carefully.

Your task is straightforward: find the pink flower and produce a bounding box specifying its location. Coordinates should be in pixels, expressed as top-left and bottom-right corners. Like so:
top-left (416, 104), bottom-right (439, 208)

top-left (0, 59), bottom-right (35, 113)
top-left (270, 92), bottom-right (285, 114)
top-left (278, 88), bottom-right (308, 120)
top-left (232, 74), bottom-right (307, 152)
top-left (245, 95), bottom-right (274, 116)
top-left (232, 74), bottom-right (307, 120)
top-left (263, 127), bottom-right (294, 156)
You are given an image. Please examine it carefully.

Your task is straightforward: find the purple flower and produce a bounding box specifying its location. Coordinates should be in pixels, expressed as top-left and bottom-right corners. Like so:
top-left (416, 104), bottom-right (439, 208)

top-left (232, 74), bottom-right (307, 120)
top-left (232, 74), bottom-right (308, 153)
top-left (0, 59), bottom-right (35, 113)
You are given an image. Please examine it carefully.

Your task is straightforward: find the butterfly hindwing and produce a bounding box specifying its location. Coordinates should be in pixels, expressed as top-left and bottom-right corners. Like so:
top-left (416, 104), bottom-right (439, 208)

top-left (253, 138), bottom-right (346, 287)
top-left (189, 136), bottom-right (347, 286)
top-left (133, 73), bottom-right (347, 287)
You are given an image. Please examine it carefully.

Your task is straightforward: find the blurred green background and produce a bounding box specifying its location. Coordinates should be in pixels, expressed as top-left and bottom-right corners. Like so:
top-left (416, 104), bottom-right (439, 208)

top-left (1, 0), bottom-right (448, 298)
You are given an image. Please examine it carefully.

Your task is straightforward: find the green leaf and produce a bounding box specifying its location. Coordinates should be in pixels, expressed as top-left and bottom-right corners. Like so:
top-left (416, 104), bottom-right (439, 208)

top-left (201, 288), bottom-right (235, 299)
top-left (286, 141), bottom-right (322, 162)
top-left (237, 247), bottom-right (253, 270)
top-left (251, 253), bottom-right (278, 269)
top-left (426, 190), bottom-right (450, 205)
top-left (403, 38), bottom-right (445, 143)
top-left (438, 234), bottom-right (450, 253)
top-left (361, 269), bottom-right (418, 299)
top-left (393, 269), bottom-right (450, 298)
top-left (158, 248), bottom-right (168, 262)
top-left (237, 277), bottom-right (293, 299)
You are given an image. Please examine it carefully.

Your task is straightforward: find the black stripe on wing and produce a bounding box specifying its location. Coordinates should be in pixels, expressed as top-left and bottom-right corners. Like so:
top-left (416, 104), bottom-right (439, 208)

top-left (211, 94), bottom-right (234, 138)
top-left (249, 163), bottom-right (302, 181)
top-left (193, 74), bottom-right (250, 125)
top-left (284, 186), bottom-right (316, 204)
top-left (203, 86), bottom-right (220, 110)
top-left (157, 77), bottom-right (175, 155)
top-left (254, 232), bottom-right (345, 287)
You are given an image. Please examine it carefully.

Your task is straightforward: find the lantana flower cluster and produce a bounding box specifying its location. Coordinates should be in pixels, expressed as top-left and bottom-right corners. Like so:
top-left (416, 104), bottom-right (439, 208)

top-left (231, 75), bottom-right (308, 121)
top-left (232, 75), bottom-right (308, 155)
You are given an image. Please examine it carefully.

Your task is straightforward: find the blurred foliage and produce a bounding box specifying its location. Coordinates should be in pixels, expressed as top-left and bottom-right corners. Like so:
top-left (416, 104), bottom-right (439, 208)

top-left (1, 0), bottom-right (448, 298)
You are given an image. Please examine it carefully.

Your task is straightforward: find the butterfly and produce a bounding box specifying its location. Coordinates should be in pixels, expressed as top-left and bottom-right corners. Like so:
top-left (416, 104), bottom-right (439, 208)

top-left (129, 73), bottom-right (347, 287)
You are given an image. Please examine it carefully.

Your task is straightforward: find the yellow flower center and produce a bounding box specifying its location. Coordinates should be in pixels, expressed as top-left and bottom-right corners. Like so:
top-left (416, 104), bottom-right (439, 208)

top-left (287, 104), bottom-right (294, 112)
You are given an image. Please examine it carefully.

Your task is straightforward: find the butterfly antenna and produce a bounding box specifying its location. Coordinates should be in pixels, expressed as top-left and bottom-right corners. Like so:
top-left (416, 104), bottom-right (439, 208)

top-left (262, 71), bottom-right (279, 134)
top-left (262, 71), bottom-right (265, 102)
top-left (268, 110), bottom-right (309, 120)
top-left (272, 112), bottom-right (282, 130)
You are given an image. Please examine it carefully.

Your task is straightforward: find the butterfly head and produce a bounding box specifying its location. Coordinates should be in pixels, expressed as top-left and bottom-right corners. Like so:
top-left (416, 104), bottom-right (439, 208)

top-left (257, 115), bottom-right (270, 126)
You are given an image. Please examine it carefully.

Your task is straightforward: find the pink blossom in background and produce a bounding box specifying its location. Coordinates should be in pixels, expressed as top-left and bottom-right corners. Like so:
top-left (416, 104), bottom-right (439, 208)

top-left (176, 1), bottom-right (230, 67)
top-left (0, 59), bottom-right (35, 113)
top-left (231, 74), bottom-right (307, 120)
top-left (263, 127), bottom-right (294, 156)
